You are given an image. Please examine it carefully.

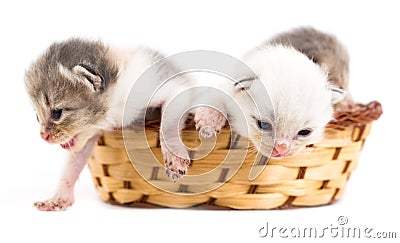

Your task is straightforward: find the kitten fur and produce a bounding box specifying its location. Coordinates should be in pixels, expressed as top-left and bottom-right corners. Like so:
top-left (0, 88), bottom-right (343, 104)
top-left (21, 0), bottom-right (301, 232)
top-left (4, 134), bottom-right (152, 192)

top-left (267, 27), bottom-right (352, 108)
top-left (195, 45), bottom-right (344, 159)
top-left (25, 38), bottom-right (193, 211)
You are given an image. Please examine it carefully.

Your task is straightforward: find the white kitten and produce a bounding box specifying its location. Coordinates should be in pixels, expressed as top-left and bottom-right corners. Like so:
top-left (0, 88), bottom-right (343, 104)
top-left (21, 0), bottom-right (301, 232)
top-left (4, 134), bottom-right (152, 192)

top-left (195, 45), bottom-right (344, 159)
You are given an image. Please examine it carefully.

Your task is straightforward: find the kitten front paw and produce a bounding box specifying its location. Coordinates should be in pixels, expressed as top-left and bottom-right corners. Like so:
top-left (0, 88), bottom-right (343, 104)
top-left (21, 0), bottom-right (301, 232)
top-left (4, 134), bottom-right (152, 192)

top-left (34, 197), bottom-right (73, 211)
top-left (164, 151), bottom-right (190, 182)
top-left (194, 107), bottom-right (226, 138)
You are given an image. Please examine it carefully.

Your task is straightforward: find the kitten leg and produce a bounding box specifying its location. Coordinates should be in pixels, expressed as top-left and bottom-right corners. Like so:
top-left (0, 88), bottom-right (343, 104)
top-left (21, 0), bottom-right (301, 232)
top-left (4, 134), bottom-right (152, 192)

top-left (34, 136), bottom-right (99, 211)
top-left (194, 106), bottom-right (226, 138)
top-left (159, 106), bottom-right (190, 182)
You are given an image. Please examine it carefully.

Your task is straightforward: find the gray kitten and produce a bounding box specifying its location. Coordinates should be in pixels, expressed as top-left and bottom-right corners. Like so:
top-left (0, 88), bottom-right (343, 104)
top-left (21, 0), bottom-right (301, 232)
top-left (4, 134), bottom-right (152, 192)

top-left (267, 27), bottom-right (353, 108)
top-left (25, 39), bottom-right (193, 211)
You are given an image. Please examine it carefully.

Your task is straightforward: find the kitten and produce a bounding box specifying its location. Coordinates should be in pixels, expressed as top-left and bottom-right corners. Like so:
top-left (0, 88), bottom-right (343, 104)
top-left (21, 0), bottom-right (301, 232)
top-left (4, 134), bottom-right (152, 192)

top-left (268, 27), bottom-right (353, 109)
top-left (195, 45), bottom-right (344, 159)
top-left (25, 38), bottom-right (192, 211)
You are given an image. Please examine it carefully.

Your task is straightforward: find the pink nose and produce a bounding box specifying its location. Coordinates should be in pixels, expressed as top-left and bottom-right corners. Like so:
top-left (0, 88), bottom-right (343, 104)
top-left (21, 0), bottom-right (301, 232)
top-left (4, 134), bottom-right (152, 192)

top-left (40, 131), bottom-right (50, 142)
top-left (272, 142), bottom-right (290, 157)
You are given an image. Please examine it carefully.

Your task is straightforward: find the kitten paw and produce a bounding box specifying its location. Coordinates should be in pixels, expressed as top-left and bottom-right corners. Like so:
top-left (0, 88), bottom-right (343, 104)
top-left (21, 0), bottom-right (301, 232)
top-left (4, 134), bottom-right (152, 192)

top-left (165, 169), bottom-right (183, 182)
top-left (194, 107), bottom-right (226, 138)
top-left (164, 152), bottom-right (190, 182)
top-left (34, 198), bottom-right (73, 211)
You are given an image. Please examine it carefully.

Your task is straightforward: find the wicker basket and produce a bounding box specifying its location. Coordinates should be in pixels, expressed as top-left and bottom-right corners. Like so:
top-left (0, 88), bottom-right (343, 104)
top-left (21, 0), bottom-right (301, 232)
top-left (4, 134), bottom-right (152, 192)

top-left (87, 101), bottom-right (382, 209)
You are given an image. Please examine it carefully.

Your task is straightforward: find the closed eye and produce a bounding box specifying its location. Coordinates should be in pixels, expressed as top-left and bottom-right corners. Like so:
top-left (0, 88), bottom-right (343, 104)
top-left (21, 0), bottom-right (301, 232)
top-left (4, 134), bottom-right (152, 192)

top-left (234, 76), bottom-right (257, 86)
top-left (234, 76), bottom-right (258, 90)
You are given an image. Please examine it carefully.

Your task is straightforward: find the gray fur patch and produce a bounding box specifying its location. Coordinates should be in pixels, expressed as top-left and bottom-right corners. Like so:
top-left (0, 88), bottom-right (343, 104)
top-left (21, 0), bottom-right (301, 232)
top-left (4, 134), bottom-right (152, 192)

top-left (267, 27), bottom-right (350, 90)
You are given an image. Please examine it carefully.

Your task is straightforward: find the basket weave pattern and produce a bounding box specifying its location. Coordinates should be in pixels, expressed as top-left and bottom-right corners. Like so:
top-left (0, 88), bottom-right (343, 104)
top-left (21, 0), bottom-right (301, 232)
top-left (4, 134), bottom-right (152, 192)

top-left (88, 102), bottom-right (382, 209)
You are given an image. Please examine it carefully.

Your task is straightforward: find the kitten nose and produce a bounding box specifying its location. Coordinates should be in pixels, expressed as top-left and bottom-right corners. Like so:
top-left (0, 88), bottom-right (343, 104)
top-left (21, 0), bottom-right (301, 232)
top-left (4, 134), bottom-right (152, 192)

top-left (40, 131), bottom-right (50, 142)
top-left (273, 142), bottom-right (290, 157)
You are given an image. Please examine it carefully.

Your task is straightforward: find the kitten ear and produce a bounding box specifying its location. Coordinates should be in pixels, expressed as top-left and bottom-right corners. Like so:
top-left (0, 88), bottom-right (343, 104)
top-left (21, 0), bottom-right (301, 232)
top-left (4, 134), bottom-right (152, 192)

top-left (329, 85), bottom-right (346, 104)
top-left (72, 65), bottom-right (103, 92)
top-left (234, 77), bottom-right (255, 92)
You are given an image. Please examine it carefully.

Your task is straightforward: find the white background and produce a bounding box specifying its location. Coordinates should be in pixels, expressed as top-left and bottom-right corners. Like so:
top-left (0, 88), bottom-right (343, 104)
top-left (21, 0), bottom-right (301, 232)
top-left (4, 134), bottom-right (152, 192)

top-left (1, 0), bottom-right (399, 242)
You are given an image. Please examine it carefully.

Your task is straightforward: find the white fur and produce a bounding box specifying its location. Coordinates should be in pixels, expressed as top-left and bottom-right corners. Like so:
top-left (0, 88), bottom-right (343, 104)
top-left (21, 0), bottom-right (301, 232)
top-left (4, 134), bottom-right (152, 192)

top-left (195, 45), bottom-right (341, 158)
top-left (58, 63), bottom-right (96, 91)
top-left (103, 47), bottom-right (196, 181)
top-left (191, 71), bottom-right (257, 138)
top-left (246, 45), bottom-right (335, 156)
top-left (102, 47), bottom-right (158, 128)
top-left (100, 47), bottom-right (194, 130)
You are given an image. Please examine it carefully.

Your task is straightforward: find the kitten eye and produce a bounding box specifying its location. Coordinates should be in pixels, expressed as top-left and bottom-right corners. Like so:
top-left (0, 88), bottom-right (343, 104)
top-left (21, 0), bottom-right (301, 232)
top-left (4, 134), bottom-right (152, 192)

top-left (297, 129), bottom-right (313, 137)
top-left (36, 113), bottom-right (39, 123)
top-left (51, 109), bottom-right (63, 120)
top-left (257, 120), bottom-right (272, 131)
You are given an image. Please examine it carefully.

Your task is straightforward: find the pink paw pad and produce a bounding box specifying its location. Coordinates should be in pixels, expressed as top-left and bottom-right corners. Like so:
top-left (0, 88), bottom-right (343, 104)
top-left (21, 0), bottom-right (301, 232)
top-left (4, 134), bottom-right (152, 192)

top-left (164, 151), bottom-right (190, 182)
top-left (195, 107), bottom-right (226, 138)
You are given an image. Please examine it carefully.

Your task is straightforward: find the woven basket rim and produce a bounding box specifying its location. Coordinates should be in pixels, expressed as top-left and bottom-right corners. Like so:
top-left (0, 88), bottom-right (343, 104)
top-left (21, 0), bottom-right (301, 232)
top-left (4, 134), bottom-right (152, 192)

top-left (143, 101), bottom-right (382, 130)
top-left (327, 101), bottom-right (382, 129)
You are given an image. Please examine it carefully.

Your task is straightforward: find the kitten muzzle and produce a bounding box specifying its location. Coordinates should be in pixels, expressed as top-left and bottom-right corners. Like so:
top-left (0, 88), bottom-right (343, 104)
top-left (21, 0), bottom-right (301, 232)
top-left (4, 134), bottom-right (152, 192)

top-left (271, 141), bottom-right (290, 158)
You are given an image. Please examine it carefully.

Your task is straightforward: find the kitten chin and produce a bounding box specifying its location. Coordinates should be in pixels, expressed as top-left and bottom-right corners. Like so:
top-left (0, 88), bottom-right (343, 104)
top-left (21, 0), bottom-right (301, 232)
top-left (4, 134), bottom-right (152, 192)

top-left (62, 128), bottom-right (102, 152)
top-left (248, 129), bottom-right (314, 159)
top-left (250, 130), bottom-right (322, 159)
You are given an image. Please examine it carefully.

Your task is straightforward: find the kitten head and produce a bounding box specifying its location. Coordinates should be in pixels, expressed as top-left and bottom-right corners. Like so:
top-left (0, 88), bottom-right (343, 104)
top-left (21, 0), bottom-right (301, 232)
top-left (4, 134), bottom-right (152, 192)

top-left (25, 38), bottom-right (119, 152)
top-left (244, 45), bottom-right (344, 158)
